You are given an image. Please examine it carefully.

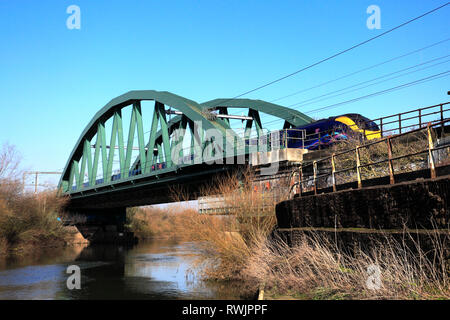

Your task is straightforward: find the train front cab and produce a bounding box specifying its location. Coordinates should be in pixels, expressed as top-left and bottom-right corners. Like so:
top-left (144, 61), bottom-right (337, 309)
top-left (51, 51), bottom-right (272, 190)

top-left (335, 114), bottom-right (381, 140)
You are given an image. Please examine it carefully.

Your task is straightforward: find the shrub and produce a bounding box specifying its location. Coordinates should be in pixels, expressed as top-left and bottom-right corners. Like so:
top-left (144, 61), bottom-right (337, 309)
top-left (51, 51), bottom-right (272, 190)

top-left (0, 143), bottom-right (69, 254)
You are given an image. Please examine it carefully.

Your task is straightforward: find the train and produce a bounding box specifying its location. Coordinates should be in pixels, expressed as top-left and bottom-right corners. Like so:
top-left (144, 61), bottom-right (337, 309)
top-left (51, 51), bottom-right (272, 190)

top-left (280, 113), bottom-right (381, 150)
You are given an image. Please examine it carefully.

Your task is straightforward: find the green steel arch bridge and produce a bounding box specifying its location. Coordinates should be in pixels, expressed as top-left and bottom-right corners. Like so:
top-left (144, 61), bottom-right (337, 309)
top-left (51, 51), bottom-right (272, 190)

top-left (59, 90), bottom-right (313, 242)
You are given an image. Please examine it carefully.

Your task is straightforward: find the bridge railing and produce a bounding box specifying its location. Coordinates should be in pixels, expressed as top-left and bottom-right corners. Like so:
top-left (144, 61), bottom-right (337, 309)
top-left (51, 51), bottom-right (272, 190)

top-left (279, 127), bottom-right (352, 151)
top-left (370, 101), bottom-right (450, 138)
top-left (279, 102), bottom-right (450, 151)
top-left (290, 118), bottom-right (450, 197)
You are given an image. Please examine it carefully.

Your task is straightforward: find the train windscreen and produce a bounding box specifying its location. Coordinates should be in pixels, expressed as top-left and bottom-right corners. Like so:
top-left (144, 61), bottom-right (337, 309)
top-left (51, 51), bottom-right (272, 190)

top-left (345, 114), bottom-right (379, 131)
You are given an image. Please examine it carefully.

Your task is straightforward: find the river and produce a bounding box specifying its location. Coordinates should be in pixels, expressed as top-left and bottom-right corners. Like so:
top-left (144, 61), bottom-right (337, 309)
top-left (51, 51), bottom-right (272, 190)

top-left (0, 240), bottom-right (244, 300)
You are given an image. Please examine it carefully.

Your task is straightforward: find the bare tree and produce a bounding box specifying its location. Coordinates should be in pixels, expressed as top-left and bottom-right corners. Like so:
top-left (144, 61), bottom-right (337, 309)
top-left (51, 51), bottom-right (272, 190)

top-left (0, 143), bottom-right (23, 200)
top-left (0, 142), bottom-right (21, 181)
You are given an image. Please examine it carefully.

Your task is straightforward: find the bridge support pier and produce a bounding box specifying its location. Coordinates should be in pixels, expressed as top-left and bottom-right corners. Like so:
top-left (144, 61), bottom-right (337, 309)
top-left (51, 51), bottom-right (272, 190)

top-left (68, 207), bottom-right (138, 244)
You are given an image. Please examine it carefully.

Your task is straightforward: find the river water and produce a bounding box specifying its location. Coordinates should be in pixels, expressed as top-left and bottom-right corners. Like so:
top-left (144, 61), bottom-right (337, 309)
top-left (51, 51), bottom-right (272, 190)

top-left (0, 240), bottom-right (244, 300)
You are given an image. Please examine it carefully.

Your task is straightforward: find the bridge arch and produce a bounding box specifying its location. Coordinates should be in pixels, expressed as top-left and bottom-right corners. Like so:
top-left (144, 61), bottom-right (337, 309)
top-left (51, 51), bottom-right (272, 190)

top-left (59, 91), bottom-right (313, 195)
top-left (201, 98), bottom-right (313, 130)
top-left (59, 90), bottom-right (234, 192)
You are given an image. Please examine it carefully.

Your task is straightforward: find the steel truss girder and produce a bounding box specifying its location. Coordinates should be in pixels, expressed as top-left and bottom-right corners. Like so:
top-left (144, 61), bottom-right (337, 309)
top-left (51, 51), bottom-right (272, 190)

top-left (59, 91), bottom-right (313, 194)
top-left (60, 90), bottom-right (234, 193)
top-left (201, 98), bottom-right (313, 128)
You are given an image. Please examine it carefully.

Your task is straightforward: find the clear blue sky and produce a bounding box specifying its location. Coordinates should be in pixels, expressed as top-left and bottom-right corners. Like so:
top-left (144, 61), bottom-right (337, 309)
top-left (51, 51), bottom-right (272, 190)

top-left (0, 0), bottom-right (449, 185)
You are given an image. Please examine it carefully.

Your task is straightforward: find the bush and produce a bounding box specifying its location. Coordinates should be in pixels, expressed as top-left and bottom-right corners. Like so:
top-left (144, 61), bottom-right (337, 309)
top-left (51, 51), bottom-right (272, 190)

top-left (0, 143), bottom-right (69, 254)
top-left (168, 170), bottom-right (283, 281)
top-left (0, 189), bottom-right (69, 252)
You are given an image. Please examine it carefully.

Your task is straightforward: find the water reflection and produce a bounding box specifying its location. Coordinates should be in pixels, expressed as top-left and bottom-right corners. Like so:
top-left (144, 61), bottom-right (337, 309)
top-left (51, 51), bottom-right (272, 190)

top-left (0, 240), bottom-right (243, 300)
top-left (0, 244), bottom-right (87, 300)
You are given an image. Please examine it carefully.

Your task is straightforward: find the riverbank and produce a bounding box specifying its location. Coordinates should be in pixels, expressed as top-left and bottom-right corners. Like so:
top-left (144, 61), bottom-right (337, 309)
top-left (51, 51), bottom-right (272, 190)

top-left (0, 143), bottom-right (89, 257)
top-left (128, 171), bottom-right (278, 284)
top-left (0, 186), bottom-right (86, 257)
top-left (127, 171), bottom-right (449, 300)
top-left (254, 231), bottom-right (449, 300)
top-left (130, 205), bottom-right (450, 299)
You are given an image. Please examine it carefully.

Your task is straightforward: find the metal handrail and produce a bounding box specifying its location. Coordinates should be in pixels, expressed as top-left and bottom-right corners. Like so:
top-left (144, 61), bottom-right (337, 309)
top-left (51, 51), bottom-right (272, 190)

top-left (293, 118), bottom-right (450, 196)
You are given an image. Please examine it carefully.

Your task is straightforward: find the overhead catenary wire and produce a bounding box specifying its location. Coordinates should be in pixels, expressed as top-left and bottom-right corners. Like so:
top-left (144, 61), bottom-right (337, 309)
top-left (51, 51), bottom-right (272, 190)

top-left (217, 37), bottom-right (450, 123)
top-left (103, 61), bottom-right (450, 173)
top-left (270, 37), bottom-right (450, 103)
top-left (74, 70), bottom-right (450, 184)
top-left (288, 55), bottom-right (450, 108)
top-left (225, 59), bottom-right (449, 130)
top-left (207, 2), bottom-right (449, 109)
top-left (78, 3), bottom-right (450, 179)
top-left (125, 32), bottom-right (450, 145)
top-left (305, 70), bottom-right (450, 115)
top-left (223, 51), bottom-right (450, 120)
top-left (256, 70), bottom-right (450, 127)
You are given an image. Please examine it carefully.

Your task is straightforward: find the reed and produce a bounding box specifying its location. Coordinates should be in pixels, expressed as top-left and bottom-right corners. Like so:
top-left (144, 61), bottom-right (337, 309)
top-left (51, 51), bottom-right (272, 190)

top-left (244, 229), bottom-right (449, 300)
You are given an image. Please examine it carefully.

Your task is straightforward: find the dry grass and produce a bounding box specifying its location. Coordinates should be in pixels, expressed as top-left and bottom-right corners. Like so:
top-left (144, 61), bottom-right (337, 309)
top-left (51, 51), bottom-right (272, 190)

top-left (127, 169), bottom-right (283, 282)
top-left (129, 189), bottom-right (450, 299)
top-left (126, 140), bottom-right (450, 299)
top-left (174, 169), bottom-right (282, 281)
top-left (126, 204), bottom-right (251, 280)
top-left (244, 230), bottom-right (449, 300)
top-left (0, 237), bottom-right (7, 255)
top-left (0, 143), bottom-right (69, 255)
top-left (127, 205), bottom-right (203, 240)
top-left (0, 189), bottom-right (69, 254)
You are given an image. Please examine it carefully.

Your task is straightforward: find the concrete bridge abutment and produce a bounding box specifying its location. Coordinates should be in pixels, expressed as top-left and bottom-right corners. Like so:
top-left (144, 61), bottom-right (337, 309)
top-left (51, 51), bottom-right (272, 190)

top-left (67, 207), bottom-right (138, 244)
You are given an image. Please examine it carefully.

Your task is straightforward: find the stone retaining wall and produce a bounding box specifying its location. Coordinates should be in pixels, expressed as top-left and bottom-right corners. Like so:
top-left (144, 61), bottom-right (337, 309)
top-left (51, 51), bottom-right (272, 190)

top-left (276, 175), bottom-right (450, 230)
top-left (274, 176), bottom-right (450, 262)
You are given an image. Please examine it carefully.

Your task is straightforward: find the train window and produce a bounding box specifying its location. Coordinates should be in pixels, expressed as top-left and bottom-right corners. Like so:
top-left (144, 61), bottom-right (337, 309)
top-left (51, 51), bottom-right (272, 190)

top-left (360, 117), bottom-right (379, 130)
